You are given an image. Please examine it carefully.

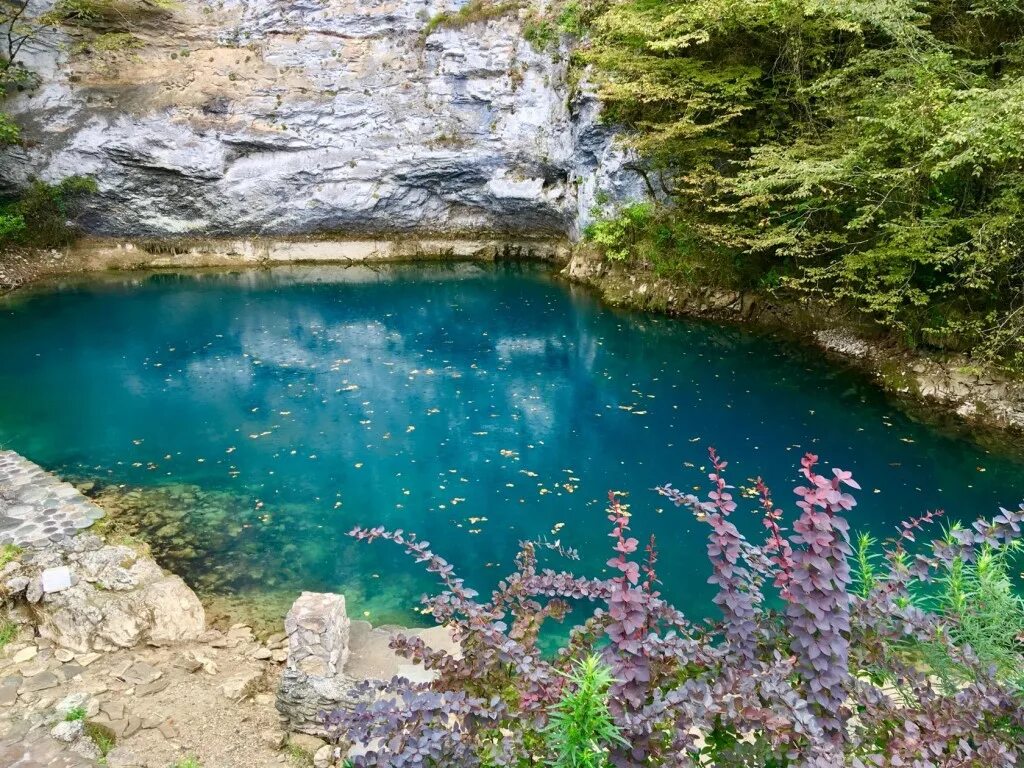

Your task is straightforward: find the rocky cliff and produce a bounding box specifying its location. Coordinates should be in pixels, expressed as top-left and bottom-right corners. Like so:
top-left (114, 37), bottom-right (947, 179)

top-left (0, 0), bottom-right (641, 238)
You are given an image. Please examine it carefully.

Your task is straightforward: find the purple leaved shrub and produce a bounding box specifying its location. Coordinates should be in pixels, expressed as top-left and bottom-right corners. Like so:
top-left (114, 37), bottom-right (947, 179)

top-left (331, 449), bottom-right (1024, 767)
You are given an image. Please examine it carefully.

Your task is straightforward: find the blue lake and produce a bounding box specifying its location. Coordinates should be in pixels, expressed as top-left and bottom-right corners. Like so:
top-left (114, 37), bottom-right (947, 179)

top-left (1, 262), bottom-right (1021, 627)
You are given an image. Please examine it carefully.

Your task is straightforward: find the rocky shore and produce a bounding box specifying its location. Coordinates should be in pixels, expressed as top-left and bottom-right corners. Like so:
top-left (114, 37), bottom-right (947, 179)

top-left (0, 235), bottom-right (568, 296)
top-left (0, 452), bottom-right (453, 768)
top-left (563, 248), bottom-right (1024, 442)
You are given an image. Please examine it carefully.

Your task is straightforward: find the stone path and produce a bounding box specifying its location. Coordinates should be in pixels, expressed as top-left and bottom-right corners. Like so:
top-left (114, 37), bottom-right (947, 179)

top-left (0, 452), bottom-right (104, 549)
top-left (0, 628), bottom-right (288, 768)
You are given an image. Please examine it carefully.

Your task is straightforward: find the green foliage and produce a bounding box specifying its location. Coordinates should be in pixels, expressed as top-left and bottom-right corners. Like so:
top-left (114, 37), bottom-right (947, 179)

top-left (423, 0), bottom-right (522, 37)
top-left (72, 31), bottom-right (144, 55)
top-left (523, 16), bottom-right (556, 51)
top-left (0, 113), bottom-right (20, 145)
top-left (172, 758), bottom-right (202, 768)
top-left (585, 202), bottom-right (762, 286)
top-left (584, 202), bottom-right (653, 262)
top-left (64, 706), bottom-right (87, 722)
top-left (556, 1), bottom-right (585, 36)
top-left (44, 0), bottom-right (175, 26)
top-left (0, 618), bottom-right (16, 650)
top-left (544, 655), bottom-right (624, 768)
top-left (933, 538), bottom-right (1024, 688)
top-left (84, 721), bottom-right (116, 758)
top-left (0, 543), bottom-right (21, 568)
top-left (0, 176), bottom-right (97, 248)
top-left (284, 745), bottom-right (313, 767)
top-left (853, 532), bottom-right (880, 599)
top-left (578, 0), bottom-right (1024, 367)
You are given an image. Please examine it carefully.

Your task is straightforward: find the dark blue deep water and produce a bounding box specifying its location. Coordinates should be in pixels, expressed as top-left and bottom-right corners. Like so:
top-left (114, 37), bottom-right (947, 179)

top-left (1, 263), bottom-right (1022, 626)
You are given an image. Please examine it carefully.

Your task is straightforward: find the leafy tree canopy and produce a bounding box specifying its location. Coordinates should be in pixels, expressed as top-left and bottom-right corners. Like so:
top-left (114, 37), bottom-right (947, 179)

top-left (568, 0), bottom-right (1024, 367)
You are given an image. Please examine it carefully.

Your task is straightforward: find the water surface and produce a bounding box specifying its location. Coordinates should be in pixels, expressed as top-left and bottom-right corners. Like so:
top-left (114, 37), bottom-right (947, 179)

top-left (1, 263), bottom-right (1021, 626)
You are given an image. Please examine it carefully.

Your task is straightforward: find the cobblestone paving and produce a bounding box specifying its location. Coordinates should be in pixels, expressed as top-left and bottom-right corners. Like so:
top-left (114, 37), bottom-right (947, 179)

top-left (0, 452), bottom-right (104, 549)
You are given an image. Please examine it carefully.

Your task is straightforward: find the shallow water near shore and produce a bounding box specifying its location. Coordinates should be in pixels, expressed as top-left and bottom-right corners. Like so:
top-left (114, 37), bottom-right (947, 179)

top-left (1, 262), bottom-right (1022, 627)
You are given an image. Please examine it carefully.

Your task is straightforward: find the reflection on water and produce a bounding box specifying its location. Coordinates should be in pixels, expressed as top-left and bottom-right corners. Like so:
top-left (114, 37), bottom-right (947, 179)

top-left (0, 263), bottom-right (1021, 626)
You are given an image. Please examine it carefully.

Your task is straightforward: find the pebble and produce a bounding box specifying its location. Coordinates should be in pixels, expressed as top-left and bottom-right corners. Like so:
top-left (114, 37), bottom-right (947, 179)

top-left (158, 720), bottom-right (178, 739)
top-left (55, 649), bottom-right (75, 663)
top-left (262, 729), bottom-right (285, 749)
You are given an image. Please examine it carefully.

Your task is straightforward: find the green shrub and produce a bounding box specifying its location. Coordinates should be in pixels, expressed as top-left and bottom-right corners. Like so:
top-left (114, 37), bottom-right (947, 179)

top-left (0, 114), bottom-right (20, 146)
top-left (523, 16), bottom-right (556, 50)
top-left (584, 202), bottom-right (653, 262)
top-left (0, 176), bottom-right (97, 248)
top-left (423, 0), bottom-right (522, 37)
top-left (556, 1), bottom-right (588, 35)
top-left (0, 544), bottom-right (21, 569)
top-left (579, 0), bottom-right (1024, 368)
top-left (84, 721), bottom-right (116, 758)
top-left (72, 31), bottom-right (144, 55)
top-left (44, 0), bottom-right (175, 26)
top-left (934, 537), bottom-right (1024, 688)
top-left (0, 619), bottom-right (16, 651)
top-left (64, 706), bottom-right (87, 722)
top-left (544, 655), bottom-right (624, 768)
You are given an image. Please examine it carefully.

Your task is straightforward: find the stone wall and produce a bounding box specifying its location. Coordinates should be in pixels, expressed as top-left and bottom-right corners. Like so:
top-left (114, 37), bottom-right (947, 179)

top-left (0, 451), bottom-right (206, 653)
top-left (0, 0), bottom-right (643, 239)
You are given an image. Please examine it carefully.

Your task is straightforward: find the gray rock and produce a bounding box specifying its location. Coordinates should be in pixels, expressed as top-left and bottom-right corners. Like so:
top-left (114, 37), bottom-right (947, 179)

top-left (277, 592), bottom-right (372, 736)
top-left (221, 669), bottom-right (263, 701)
top-left (54, 691), bottom-right (91, 718)
top-left (119, 661), bottom-right (162, 686)
top-left (0, 676), bottom-right (20, 706)
top-left (289, 732), bottom-right (327, 753)
top-left (34, 544), bottom-right (205, 652)
top-left (50, 719), bottom-right (85, 743)
top-left (3, 575), bottom-right (29, 595)
top-left (25, 576), bottom-right (43, 604)
top-left (314, 744), bottom-right (335, 768)
top-left (0, 0), bottom-right (644, 241)
top-left (20, 671), bottom-right (59, 693)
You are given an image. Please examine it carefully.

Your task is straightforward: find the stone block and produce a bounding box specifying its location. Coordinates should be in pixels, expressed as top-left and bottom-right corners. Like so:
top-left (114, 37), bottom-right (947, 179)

top-left (277, 592), bottom-right (368, 736)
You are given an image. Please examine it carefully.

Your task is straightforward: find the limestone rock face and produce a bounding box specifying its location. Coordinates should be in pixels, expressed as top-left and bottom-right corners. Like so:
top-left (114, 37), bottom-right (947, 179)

top-left (21, 535), bottom-right (206, 652)
top-left (0, 0), bottom-right (644, 238)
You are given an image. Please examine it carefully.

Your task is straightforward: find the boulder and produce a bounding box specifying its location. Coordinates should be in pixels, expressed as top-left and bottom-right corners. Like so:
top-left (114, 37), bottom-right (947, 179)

top-left (33, 542), bottom-right (205, 652)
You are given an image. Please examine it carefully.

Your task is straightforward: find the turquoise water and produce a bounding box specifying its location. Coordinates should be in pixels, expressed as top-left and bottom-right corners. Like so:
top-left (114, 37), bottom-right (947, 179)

top-left (1, 263), bottom-right (1022, 626)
